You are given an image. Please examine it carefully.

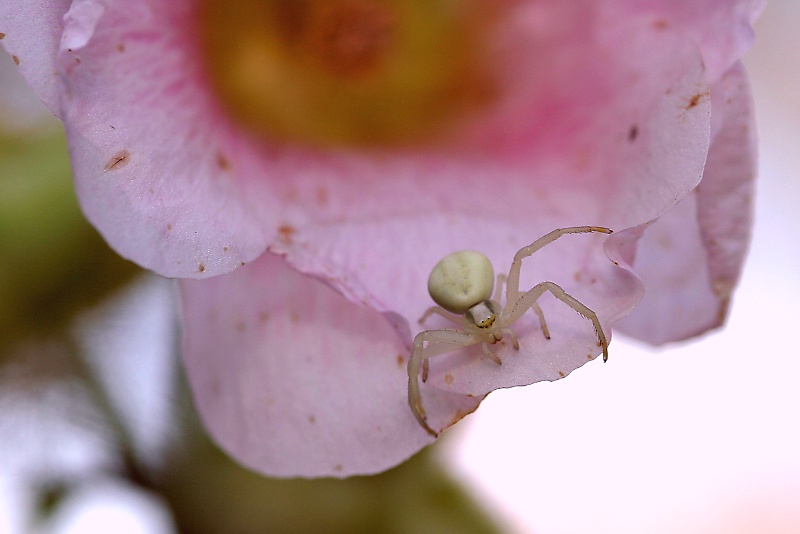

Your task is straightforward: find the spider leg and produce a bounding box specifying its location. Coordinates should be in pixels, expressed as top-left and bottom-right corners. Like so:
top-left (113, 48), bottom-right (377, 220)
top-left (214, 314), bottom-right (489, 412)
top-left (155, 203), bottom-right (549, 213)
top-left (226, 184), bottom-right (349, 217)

top-left (494, 274), bottom-right (507, 302)
top-left (505, 281), bottom-right (609, 362)
top-left (531, 301), bottom-right (550, 340)
top-left (481, 342), bottom-right (503, 365)
top-left (501, 272), bottom-right (549, 339)
top-left (504, 226), bottom-right (612, 307)
top-left (408, 329), bottom-right (479, 437)
top-left (502, 327), bottom-right (520, 350)
top-left (418, 307), bottom-right (464, 382)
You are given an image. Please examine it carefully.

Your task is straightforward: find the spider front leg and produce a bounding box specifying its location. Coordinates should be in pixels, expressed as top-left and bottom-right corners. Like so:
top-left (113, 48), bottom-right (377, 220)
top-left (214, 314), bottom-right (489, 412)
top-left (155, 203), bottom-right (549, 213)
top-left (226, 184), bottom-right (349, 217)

top-left (505, 280), bottom-right (609, 361)
top-left (497, 274), bottom-right (550, 340)
top-left (417, 307), bottom-right (463, 381)
top-left (505, 226), bottom-right (613, 306)
top-left (408, 329), bottom-right (479, 437)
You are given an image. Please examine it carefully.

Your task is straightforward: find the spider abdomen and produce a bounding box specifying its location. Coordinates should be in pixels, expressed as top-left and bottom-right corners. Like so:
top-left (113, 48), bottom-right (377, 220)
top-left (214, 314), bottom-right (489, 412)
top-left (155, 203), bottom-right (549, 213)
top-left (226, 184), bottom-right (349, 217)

top-left (427, 250), bottom-right (494, 314)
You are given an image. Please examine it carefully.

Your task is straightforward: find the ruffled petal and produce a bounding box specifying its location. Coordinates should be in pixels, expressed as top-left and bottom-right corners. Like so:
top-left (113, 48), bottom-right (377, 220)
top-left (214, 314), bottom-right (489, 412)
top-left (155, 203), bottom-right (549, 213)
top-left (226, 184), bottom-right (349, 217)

top-left (180, 252), bottom-right (481, 477)
top-left (616, 64), bottom-right (756, 344)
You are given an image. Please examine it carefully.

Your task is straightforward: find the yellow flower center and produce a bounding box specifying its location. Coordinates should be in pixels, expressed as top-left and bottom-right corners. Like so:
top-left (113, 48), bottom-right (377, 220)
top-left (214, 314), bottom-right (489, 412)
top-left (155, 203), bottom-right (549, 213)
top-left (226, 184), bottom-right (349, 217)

top-left (199, 0), bottom-right (502, 147)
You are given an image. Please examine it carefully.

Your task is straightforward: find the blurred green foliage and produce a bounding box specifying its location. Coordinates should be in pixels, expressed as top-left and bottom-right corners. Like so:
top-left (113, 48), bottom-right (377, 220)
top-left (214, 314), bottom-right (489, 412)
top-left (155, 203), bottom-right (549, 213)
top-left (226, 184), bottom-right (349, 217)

top-left (160, 419), bottom-right (503, 534)
top-left (0, 130), bottom-right (140, 348)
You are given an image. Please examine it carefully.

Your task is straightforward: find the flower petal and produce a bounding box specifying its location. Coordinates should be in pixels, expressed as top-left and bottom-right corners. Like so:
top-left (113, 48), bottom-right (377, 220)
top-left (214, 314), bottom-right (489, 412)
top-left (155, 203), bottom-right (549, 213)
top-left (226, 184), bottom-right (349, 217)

top-left (0, 0), bottom-right (71, 115)
top-left (268, 10), bottom-right (707, 391)
top-left (180, 252), bottom-right (481, 477)
top-left (273, 10), bottom-right (711, 301)
top-left (4, 1), bottom-right (712, 282)
top-left (615, 63), bottom-right (756, 344)
top-left (58, 0), bottom-right (283, 277)
top-left (621, 0), bottom-right (766, 81)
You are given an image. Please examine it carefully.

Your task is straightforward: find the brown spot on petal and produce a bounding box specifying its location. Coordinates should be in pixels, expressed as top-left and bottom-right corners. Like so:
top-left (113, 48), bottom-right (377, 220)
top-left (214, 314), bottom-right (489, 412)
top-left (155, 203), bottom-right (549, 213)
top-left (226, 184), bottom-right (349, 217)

top-left (216, 151), bottom-right (231, 170)
top-left (104, 150), bottom-right (131, 171)
top-left (558, 371), bottom-right (565, 378)
top-left (277, 224), bottom-right (296, 245)
top-left (444, 374), bottom-right (454, 385)
top-left (259, 311), bottom-right (270, 323)
top-left (308, 415), bottom-right (316, 424)
top-left (117, 42), bottom-right (125, 52)
top-left (0, 33), bottom-right (6, 39)
top-left (396, 354), bottom-right (404, 368)
top-left (12, 55), bottom-right (20, 65)
top-left (683, 91), bottom-right (710, 111)
top-left (289, 311), bottom-right (300, 323)
top-left (333, 464), bottom-right (343, 472)
top-left (198, 263), bottom-right (206, 273)
top-left (628, 125), bottom-right (639, 142)
top-left (651, 19), bottom-right (669, 30)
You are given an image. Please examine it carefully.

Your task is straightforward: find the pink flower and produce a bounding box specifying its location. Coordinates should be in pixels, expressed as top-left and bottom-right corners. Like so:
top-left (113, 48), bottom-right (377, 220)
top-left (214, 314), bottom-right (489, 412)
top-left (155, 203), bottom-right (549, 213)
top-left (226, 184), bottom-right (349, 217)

top-left (1, 0), bottom-right (762, 476)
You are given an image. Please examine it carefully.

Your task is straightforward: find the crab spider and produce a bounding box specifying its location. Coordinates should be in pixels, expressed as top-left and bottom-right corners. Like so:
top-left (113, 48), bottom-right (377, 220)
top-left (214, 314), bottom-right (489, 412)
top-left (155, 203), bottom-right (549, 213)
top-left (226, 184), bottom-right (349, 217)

top-left (407, 226), bottom-right (613, 437)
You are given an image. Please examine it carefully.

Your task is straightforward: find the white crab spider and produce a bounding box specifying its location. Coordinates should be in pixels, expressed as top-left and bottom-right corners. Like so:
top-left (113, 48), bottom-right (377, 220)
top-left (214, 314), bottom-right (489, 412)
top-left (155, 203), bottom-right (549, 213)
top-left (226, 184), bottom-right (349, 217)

top-left (407, 226), bottom-right (613, 436)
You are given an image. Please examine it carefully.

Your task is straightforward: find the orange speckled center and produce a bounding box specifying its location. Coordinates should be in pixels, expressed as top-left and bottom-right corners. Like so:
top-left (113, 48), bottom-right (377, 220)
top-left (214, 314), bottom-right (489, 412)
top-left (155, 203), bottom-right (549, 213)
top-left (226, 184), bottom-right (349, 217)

top-left (199, 0), bottom-right (502, 147)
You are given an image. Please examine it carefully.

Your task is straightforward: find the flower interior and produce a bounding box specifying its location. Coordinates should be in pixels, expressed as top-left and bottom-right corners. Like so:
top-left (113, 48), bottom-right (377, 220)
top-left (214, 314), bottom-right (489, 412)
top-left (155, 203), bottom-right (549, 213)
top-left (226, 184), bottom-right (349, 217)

top-left (199, 0), bottom-right (503, 147)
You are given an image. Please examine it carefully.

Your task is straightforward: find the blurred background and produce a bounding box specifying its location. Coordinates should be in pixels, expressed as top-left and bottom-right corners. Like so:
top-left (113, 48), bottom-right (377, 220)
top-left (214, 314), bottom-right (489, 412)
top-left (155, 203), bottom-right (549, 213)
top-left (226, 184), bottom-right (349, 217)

top-left (1, 1), bottom-right (797, 533)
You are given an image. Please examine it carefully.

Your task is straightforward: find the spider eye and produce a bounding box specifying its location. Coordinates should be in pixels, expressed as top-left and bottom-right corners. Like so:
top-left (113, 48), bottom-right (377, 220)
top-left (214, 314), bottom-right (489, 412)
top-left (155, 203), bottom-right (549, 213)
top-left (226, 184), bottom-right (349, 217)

top-left (427, 250), bottom-right (494, 314)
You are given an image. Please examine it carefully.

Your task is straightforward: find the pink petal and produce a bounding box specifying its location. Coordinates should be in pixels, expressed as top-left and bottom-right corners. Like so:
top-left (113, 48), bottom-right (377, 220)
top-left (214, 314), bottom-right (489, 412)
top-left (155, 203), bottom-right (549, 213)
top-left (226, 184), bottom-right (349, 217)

top-left (615, 64), bottom-right (756, 344)
top-left (4, 1), bottom-right (713, 281)
top-left (619, 0), bottom-right (766, 81)
top-left (273, 9), bottom-right (712, 301)
top-left (268, 10), bottom-right (708, 390)
top-left (0, 0), bottom-right (71, 116)
top-left (180, 252), bottom-right (481, 477)
top-left (3, 0), bottom-right (763, 476)
top-left (58, 0), bottom-right (281, 277)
